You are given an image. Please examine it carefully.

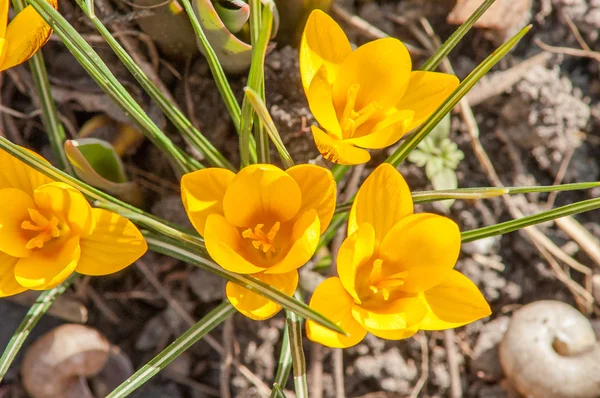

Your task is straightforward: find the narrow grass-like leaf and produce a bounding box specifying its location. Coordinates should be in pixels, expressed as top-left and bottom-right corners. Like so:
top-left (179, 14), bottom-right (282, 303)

top-left (0, 137), bottom-right (199, 242)
top-left (287, 309), bottom-right (308, 398)
top-left (272, 384), bottom-right (288, 398)
top-left (239, 0), bottom-right (271, 166)
top-left (0, 274), bottom-right (78, 381)
top-left (244, 87), bottom-right (295, 168)
top-left (182, 0), bottom-right (242, 131)
top-left (270, 322), bottom-right (292, 398)
top-left (107, 302), bottom-right (236, 398)
top-left (240, 0), bottom-right (272, 165)
top-left (75, 0), bottom-right (234, 171)
top-left (461, 197), bottom-right (600, 242)
top-left (420, 0), bottom-right (497, 72)
top-left (12, 0), bottom-right (69, 171)
top-left (331, 164), bottom-right (350, 183)
top-left (318, 212), bottom-right (347, 250)
top-left (386, 25), bottom-right (531, 167)
top-left (145, 233), bottom-right (345, 334)
top-left (28, 0), bottom-right (200, 174)
top-left (334, 181), bottom-right (600, 214)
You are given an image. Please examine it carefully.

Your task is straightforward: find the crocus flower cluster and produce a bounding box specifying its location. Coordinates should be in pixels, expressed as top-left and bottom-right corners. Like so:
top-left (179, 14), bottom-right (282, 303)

top-left (0, 0), bottom-right (57, 72)
top-left (299, 10), bottom-right (459, 165)
top-left (0, 149), bottom-right (147, 296)
top-left (0, 4), bottom-right (490, 352)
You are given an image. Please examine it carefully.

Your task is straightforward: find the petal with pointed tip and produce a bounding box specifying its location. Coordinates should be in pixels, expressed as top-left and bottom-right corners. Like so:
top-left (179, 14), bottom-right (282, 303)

top-left (76, 209), bottom-right (147, 276)
top-left (348, 164), bottom-right (413, 238)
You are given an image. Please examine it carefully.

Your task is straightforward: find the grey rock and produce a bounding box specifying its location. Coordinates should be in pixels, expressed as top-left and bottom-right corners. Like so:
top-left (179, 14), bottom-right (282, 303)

top-left (188, 270), bottom-right (225, 303)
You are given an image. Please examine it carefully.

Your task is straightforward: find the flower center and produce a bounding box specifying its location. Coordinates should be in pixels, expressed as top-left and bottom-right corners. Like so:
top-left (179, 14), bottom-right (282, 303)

top-left (364, 258), bottom-right (408, 302)
top-left (340, 84), bottom-right (382, 138)
top-left (21, 208), bottom-right (63, 249)
top-left (242, 222), bottom-right (281, 254)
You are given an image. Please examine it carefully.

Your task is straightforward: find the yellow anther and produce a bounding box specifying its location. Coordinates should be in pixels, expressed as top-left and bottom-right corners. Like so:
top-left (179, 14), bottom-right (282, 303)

top-left (21, 208), bottom-right (61, 249)
top-left (242, 222), bottom-right (281, 254)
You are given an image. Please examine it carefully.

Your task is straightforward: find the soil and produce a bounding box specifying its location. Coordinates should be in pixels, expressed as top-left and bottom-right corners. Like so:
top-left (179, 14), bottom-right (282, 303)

top-left (1, 0), bottom-right (600, 397)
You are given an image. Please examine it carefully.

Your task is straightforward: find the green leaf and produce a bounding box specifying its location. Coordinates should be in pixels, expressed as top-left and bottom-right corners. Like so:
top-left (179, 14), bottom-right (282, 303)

top-left (407, 149), bottom-right (429, 167)
top-left (334, 180), bottom-right (600, 214)
top-left (271, 384), bottom-right (289, 398)
top-left (193, 0), bottom-right (253, 74)
top-left (12, 0), bottom-right (69, 172)
top-left (287, 308), bottom-right (308, 398)
top-left (107, 302), bottom-right (236, 398)
top-left (213, 0), bottom-right (250, 33)
top-left (75, 0), bottom-right (234, 171)
top-left (244, 87), bottom-right (295, 168)
top-left (420, 0), bottom-right (498, 71)
top-left (386, 25), bottom-right (531, 167)
top-left (239, 0), bottom-right (272, 166)
top-left (144, 233), bottom-right (345, 334)
top-left (425, 156), bottom-right (445, 180)
top-left (430, 168), bottom-right (458, 209)
top-left (427, 113), bottom-right (451, 141)
top-left (67, 138), bottom-right (127, 183)
top-left (0, 274), bottom-right (78, 382)
top-left (64, 139), bottom-right (143, 205)
top-left (27, 0), bottom-right (200, 174)
top-left (269, 322), bottom-right (292, 398)
top-left (461, 196), bottom-right (600, 242)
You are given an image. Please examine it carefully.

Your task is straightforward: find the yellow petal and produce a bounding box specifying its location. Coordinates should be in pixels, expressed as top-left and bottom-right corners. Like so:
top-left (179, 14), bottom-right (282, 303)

top-left (311, 125), bottom-right (371, 165)
top-left (226, 270), bottom-right (298, 320)
top-left (76, 209), bottom-right (147, 276)
top-left (307, 66), bottom-right (342, 138)
top-left (14, 235), bottom-right (80, 290)
top-left (419, 270), bottom-right (491, 330)
top-left (337, 223), bottom-right (375, 303)
top-left (33, 182), bottom-right (95, 238)
top-left (349, 163), bottom-right (413, 238)
top-left (306, 277), bottom-right (367, 348)
top-left (264, 209), bottom-right (320, 274)
top-left (204, 213), bottom-right (267, 274)
top-left (346, 109), bottom-right (414, 149)
top-left (351, 296), bottom-right (426, 334)
top-left (365, 326), bottom-right (419, 340)
top-left (0, 252), bottom-right (26, 297)
top-left (300, 9), bottom-right (352, 94)
top-left (380, 213), bottom-right (461, 293)
top-left (0, 0), bottom-right (8, 38)
top-left (0, 188), bottom-right (34, 257)
top-left (181, 168), bottom-right (235, 236)
top-left (223, 164), bottom-right (301, 227)
top-left (286, 164), bottom-right (336, 234)
top-left (332, 38), bottom-right (411, 113)
top-left (396, 71), bottom-right (460, 131)
top-left (1, 1), bottom-right (57, 72)
top-left (0, 147), bottom-right (52, 196)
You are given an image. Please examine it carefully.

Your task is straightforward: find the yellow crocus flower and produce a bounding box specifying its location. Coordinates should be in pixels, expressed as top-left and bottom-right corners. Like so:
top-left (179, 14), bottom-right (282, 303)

top-left (181, 164), bottom-right (336, 320)
top-left (0, 147), bottom-right (148, 296)
top-left (306, 164), bottom-right (490, 348)
top-left (299, 10), bottom-right (459, 165)
top-left (0, 0), bottom-right (57, 72)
